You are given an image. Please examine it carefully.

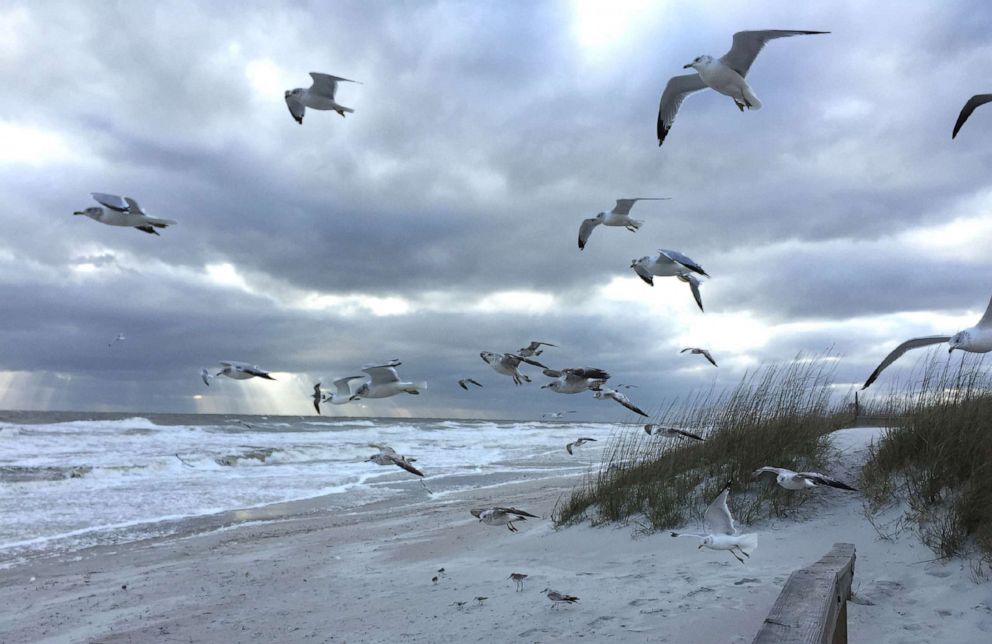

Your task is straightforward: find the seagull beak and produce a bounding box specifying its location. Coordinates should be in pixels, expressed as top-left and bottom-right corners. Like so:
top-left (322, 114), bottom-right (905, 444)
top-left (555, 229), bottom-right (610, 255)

top-left (698, 543), bottom-right (704, 549)
top-left (73, 211), bottom-right (84, 216)
top-left (683, 62), bottom-right (694, 69)
top-left (948, 346), bottom-right (955, 354)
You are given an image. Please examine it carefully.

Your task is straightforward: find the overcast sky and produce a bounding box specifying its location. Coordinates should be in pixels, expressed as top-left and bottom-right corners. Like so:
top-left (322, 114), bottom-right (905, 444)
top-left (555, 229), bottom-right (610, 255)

top-left (1, 0), bottom-right (991, 419)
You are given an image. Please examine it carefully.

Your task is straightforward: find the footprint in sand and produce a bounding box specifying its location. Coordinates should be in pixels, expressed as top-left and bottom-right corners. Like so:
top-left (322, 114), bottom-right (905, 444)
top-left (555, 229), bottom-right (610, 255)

top-left (733, 577), bottom-right (761, 585)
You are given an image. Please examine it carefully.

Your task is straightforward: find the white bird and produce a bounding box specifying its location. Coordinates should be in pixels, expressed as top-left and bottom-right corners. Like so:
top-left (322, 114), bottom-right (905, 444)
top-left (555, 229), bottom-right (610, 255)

top-left (480, 351), bottom-right (546, 385)
top-left (322, 376), bottom-right (364, 404)
top-left (953, 94), bottom-right (992, 139)
top-left (592, 386), bottom-right (649, 417)
top-left (285, 72), bottom-right (359, 124)
top-left (542, 410), bottom-right (577, 419)
top-left (74, 193), bottom-right (177, 235)
top-left (207, 361), bottom-right (276, 383)
top-left (565, 437), bottom-right (597, 455)
top-left (470, 507), bottom-right (539, 533)
top-left (577, 198), bottom-right (670, 250)
top-left (108, 333), bottom-right (125, 348)
top-left (458, 378), bottom-right (483, 390)
top-left (753, 467), bottom-right (857, 491)
top-left (541, 367), bottom-right (610, 394)
top-left (862, 294), bottom-right (992, 389)
top-left (517, 341), bottom-right (557, 358)
top-left (644, 424), bottom-right (705, 441)
top-left (542, 589), bottom-right (580, 609)
top-left (366, 444), bottom-right (423, 477)
top-left (200, 368), bottom-right (213, 387)
top-left (354, 360), bottom-right (425, 398)
top-left (681, 347), bottom-right (718, 367)
top-left (671, 482), bottom-right (757, 564)
top-left (631, 249), bottom-right (708, 311)
top-left (657, 30), bottom-right (829, 146)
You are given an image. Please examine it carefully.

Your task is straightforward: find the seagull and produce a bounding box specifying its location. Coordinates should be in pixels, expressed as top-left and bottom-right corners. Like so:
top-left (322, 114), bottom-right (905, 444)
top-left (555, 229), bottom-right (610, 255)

top-left (517, 341), bottom-right (557, 358)
top-left (952, 94), bottom-right (992, 138)
top-left (458, 378), bottom-right (483, 390)
top-left (207, 361), bottom-right (276, 382)
top-left (322, 376), bottom-right (364, 404)
top-left (74, 193), bottom-right (177, 235)
top-left (753, 466), bottom-right (857, 491)
top-left (353, 360), bottom-right (426, 398)
top-left (631, 249), bottom-right (708, 311)
top-left (644, 424), bottom-right (705, 441)
top-left (542, 589), bottom-right (579, 609)
top-left (862, 295), bottom-right (992, 389)
top-left (108, 333), bottom-right (125, 348)
top-left (657, 30), bottom-right (829, 146)
top-left (565, 437), bottom-right (597, 455)
top-left (311, 383), bottom-right (323, 414)
top-left (541, 367), bottom-right (610, 394)
top-left (681, 347), bottom-right (718, 367)
top-left (469, 507), bottom-right (539, 532)
top-left (200, 368), bottom-right (213, 387)
top-left (284, 72), bottom-right (359, 124)
top-left (366, 444), bottom-right (424, 477)
top-left (542, 410), bottom-right (577, 419)
top-left (509, 573), bottom-right (528, 592)
top-left (591, 386), bottom-right (648, 417)
top-left (578, 198), bottom-right (670, 250)
top-left (671, 482), bottom-right (757, 564)
top-left (480, 352), bottom-right (546, 385)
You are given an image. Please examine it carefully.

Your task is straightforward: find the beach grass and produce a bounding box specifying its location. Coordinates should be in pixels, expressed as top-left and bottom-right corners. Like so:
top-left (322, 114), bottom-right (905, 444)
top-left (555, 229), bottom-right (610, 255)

top-left (553, 352), bottom-right (849, 531)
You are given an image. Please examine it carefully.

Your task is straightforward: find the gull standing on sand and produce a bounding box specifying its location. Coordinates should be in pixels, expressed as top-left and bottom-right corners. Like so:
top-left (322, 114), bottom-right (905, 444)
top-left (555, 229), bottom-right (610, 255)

top-left (671, 482), bottom-right (757, 564)
top-left (862, 294), bottom-right (992, 389)
top-left (542, 589), bottom-right (579, 609)
top-left (657, 30), bottom-right (829, 146)
top-left (285, 72), bottom-right (360, 124)
top-left (577, 198), bottom-right (669, 250)
top-left (517, 341), bottom-right (557, 358)
top-left (470, 507), bottom-right (539, 532)
top-left (565, 437), bottom-right (597, 455)
top-left (631, 249), bottom-right (708, 311)
top-left (509, 573), bottom-right (528, 591)
top-left (681, 347), bottom-right (718, 367)
top-left (203, 361), bottom-right (276, 385)
top-left (753, 467), bottom-right (857, 491)
top-left (644, 424), bottom-right (706, 441)
top-left (952, 94), bottom-right (992, 138)
top-left (354, 360), bottom-right (426, 398)
top-left (541, 367), bottom-right (610, 393)
top-left (74, 193), bottom-right (177, 235)
top-left (322, 376), bottom-right (364, 404)
top-left (366, 444), bottom-right (424, 477)
top-left (592, 386), bottom-right (649, 417)
top-left (457, 378), bottom-right (483, 390)
top-left (480, 352), bottom-right (546, 385)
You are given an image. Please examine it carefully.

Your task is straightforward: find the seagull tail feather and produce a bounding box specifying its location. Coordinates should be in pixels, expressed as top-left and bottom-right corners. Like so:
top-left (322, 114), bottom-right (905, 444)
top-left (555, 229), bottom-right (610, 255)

top-left (743, 86), bottom-right (762, 110)
top-left (736, 533), bottom-right (758, 555)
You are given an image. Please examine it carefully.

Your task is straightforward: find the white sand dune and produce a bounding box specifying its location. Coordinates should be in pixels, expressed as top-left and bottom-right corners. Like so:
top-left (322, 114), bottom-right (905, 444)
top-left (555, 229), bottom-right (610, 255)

top-left (1, 428), bottom-right (991, 642)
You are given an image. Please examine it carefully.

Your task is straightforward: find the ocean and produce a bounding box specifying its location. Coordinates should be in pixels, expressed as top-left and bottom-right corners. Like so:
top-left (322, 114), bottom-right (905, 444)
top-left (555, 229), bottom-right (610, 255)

top-left (0, 411), bottom-right (617, 565)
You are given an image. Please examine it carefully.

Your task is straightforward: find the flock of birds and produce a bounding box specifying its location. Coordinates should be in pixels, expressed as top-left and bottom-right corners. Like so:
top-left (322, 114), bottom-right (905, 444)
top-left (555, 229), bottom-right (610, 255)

top-left (67, 26), bottom-right (992, 609)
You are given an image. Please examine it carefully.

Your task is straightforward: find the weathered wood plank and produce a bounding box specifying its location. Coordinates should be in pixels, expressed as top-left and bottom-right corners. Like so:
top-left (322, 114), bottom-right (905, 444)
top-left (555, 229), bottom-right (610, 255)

top-left (753, 543), bottom-right (855, 644)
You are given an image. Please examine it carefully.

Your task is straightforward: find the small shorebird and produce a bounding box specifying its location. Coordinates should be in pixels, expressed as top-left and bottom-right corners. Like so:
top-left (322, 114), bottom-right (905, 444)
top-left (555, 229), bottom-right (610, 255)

top-left (577, 198), bottom-right (669, 250)
top-left (753, 467), bottom-right (857, 491)
top-left (681, 347), bottom-right (718, 367)
top-left (284, 72), bottom-right (360, 123)
top-left (366, 444), bottom-right (424, 477)
top-left (458, 378), bottom-right (483, 390)
top-left (517, 341), bottom-right (557, 358)
top-left (432, 576), bottom-right (439, 585)
top-left (565, 438), bottom-right (597, 455)
top-left (542, 588), bottom-right (579, 609)
top-left (671, 481), bottom-right (757, 564)
top-left (541, 367), bottom-right (610, 394)
top-left (592, 386), bottom-right (648, 416)
top-left (644, 424), bottom-right (705, 441)
top-left (480, 351), bottom-right (546, 385)
top-left (474, 596), bottom-right (488, 605)
top-left (470, 507), bottom-right (539, 532)
top-left (509, 572), bottom-right (528, 591)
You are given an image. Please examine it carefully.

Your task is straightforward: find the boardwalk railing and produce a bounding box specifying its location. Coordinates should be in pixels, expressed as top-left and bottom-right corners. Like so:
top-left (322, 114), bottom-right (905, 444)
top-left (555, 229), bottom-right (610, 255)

top-left (753, 543), bottom-right (856, 644)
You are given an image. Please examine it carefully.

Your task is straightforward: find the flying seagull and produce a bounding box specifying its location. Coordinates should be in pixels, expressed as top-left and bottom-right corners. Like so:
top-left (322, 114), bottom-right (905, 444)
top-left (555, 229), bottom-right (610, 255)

top-left (542, 589), bottom-right (580, 609)
top-left (631, 249), bottom-right (709, 311)
top-left (311, 383), bottom-right (323, 414)
top-left (74, 193), bottom-right (177, 235)
top-left (592, 386), bottom-right (649, 417)
top-left (542, 410), bottom-right (577, 419)
top-left (206, 361), bottom-right (276, 383)
top-left (753, 467), bottom-right (857, 491)
top-left (578, 198), bottom-right (670, 250)
top-left (480, 351), bottom-right (546, 385)
top-left (200, 368), bottom-right (213, 387)
top-left (565, 437), bottom-right (597, 455)
top-left (952, 94), bottom-right (992, 139)
top-left (517, 341), bottom-right (557, 358)
top-left (657, 30), bottom-right (829, 146)
top-left (542, 367), bottom-right (610, 394)
top-left (644, 424), bottom-right (705, 441)
top-left (862, 294), bottom-right (992, 389)
top-left (671, 482), bottom-right (757, 564)
top-left (469, 507), bottom-right (539, 533)
top-left (285, 72), bottom-right (360, 124)
top-left (458, 378), bottom-right (483, 390)
top-left (354, 360), bottom-right (426, 398)
top-left (322, 376), bottom-right (364, 404)
top-left (108, 333), bottom-right (125, 348)
top-left (681, 347), bottom-right (718, 367)
top-left (509, 573), bottom-right (528, 592)
top-left (366, 444), bottom-right (424, 477)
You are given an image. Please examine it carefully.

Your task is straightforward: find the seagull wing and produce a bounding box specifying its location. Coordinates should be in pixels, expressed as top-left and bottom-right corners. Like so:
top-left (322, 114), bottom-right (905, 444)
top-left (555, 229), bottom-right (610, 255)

top-left (977, 294), bottom-right (992, 328)
top-left (862, 335), bottom-right (952, 389)
top-left (610, 392), bottom-right (648, 417)
top-left (362, 364), bottom-right (401, 384)
top-left (91, 193), bottom-right (130, 212)
top-left (632, 262), bottom-right (654, 286)
top-left (333, 376), bottom-right (364, 396)
top-left (657, 73), bottom-right (707, 146)
top-left (500, 507), bottom-right (539, 518)
top-left (123, 197), bottom-right (146, 216)
top-left (798, 472), bottom-right (858, 491)
top-left (369, 443), bottom-right (398, 456)
top-left (542, 369), bottom-right (562, 378)
top-left (952, 94), bottom-right (992, 139)
top-left (516, 355), bottom-right (547, 369)
top-left (753, 466), bottom-right (790, 479)
top-left (612, 198), bottom-right (670, 215)
top-left (701, 350), bottom-right (718, 367)
top-left (243, 366), bottom-right (275, 380)
top-left (389, 455), bottom-right (424, 477)
top-left (720, 30), bottom-right (830, 78)
top-left (285, 93), bottom-right (305, 124)
top-left (578, 217), bottom-right (601, 250)
top-left (309, 72), bottom-right (358, 98)
top-left (703, 484), bottom-right (736, 535)
top-left (679, 272), bottom-right (704, 311)
top-left (200, 369), bottom-right (211, 387)
top-left (671, 428), bottom-right (705, 441)
top-left (566, 441), bottom-right (575, 455)
top-left (466, 378), bottom-right (483, 388)
top-left (658, 249), bottom-right (708, 277)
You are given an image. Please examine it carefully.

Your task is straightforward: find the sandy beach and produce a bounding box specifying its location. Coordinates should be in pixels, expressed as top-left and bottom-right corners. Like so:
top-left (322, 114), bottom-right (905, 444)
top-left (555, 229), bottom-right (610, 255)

top-left (2, 427), bottom-right (991, 643)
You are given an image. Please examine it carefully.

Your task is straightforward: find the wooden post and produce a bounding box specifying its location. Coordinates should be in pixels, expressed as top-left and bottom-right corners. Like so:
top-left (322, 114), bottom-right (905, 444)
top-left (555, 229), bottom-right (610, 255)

top-left (752, 543), bottom-right (856, 644)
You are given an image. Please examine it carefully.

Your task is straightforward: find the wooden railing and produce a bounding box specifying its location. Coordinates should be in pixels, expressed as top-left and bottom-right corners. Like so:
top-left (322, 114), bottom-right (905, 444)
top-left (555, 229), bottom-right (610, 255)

top-left (753, 543), bottom-right (856, 644)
